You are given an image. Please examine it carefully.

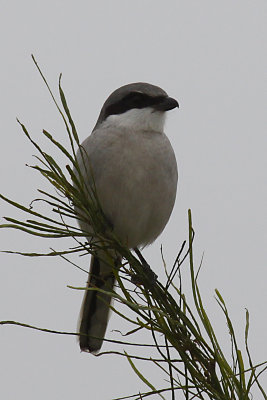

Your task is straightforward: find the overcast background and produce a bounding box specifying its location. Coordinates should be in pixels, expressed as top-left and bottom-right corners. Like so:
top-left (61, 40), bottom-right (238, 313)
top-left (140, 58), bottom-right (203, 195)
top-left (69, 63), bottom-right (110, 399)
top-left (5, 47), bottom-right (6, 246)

top-left (0, 1), bottom-right (266, 399)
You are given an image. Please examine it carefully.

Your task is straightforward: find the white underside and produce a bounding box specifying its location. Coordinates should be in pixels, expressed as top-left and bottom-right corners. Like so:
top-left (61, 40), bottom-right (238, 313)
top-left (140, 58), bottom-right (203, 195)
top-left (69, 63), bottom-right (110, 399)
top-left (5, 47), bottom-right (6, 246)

top-left (76, 111), bottom-right (178, 249)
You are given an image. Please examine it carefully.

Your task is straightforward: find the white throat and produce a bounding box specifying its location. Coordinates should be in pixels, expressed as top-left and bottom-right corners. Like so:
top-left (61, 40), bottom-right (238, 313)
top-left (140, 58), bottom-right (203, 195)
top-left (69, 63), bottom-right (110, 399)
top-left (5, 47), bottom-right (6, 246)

top-left (103, 107), bottom-right (166, 133)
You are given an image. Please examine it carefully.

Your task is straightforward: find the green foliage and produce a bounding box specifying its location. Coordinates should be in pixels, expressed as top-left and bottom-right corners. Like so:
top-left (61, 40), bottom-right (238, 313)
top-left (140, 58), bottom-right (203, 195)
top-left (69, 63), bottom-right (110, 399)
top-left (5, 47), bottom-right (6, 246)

top-left (1, 58), bottom-right (266, 399)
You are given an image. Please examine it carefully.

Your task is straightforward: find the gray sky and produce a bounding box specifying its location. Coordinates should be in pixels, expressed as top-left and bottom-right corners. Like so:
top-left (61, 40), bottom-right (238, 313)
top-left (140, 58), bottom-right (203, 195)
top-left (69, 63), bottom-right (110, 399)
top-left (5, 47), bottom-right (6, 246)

top-left (0, 1), bottom-right (266, 398)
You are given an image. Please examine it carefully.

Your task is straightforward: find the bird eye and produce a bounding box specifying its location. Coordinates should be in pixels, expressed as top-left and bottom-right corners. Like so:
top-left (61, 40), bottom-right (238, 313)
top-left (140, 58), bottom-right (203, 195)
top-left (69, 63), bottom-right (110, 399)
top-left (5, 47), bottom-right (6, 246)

top-left (125, 92), bottom-right (145, 107)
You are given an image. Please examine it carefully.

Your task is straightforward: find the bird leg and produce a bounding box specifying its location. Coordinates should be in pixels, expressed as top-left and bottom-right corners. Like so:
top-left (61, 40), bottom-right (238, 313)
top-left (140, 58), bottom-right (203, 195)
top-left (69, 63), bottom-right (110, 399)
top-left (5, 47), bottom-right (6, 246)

top-left (132, 248), bottom-right (158, 285)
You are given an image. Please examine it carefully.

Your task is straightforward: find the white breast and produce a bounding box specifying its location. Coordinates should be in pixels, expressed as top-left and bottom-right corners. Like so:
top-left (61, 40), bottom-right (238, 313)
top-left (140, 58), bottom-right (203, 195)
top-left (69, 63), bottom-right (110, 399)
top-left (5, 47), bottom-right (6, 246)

top-left (76, 122), bottom-right (178, 249)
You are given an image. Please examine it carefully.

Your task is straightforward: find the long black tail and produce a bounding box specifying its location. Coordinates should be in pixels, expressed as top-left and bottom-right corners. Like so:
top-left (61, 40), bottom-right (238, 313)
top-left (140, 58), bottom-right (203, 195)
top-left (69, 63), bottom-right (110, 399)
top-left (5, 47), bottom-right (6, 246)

top-left (78, 253), bottom-right (116, 353)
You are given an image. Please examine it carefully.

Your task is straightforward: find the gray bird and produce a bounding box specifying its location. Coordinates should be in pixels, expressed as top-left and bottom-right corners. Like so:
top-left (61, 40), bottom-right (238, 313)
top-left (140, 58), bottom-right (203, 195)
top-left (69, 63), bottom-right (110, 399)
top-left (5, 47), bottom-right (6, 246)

top-left (75, 82), bottom-right (178, 353)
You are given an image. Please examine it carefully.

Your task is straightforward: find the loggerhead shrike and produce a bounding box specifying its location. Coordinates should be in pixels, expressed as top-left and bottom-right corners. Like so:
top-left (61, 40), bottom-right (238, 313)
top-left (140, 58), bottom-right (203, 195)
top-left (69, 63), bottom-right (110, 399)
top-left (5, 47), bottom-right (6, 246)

top-left (75, 82), bottom-right (178, 353)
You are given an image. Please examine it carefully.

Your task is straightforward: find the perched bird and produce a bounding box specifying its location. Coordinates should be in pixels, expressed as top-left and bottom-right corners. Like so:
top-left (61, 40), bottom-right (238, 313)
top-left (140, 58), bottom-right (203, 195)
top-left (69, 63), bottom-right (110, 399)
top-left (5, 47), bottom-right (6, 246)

top-left (75, 82), bottom-right (178, 353)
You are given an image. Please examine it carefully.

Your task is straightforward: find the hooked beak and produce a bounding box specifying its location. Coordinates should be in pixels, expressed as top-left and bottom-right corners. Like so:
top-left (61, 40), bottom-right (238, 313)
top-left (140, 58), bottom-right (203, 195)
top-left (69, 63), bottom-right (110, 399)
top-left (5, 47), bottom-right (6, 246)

top-left (153, 96), bottom-right (179, 112)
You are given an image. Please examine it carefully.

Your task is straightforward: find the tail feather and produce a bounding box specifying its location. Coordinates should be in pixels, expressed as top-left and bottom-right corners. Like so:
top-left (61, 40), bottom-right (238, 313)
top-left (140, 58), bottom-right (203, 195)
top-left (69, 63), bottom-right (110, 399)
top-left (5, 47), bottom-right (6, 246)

top-left (78, 253), bottom-right (116, 353)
